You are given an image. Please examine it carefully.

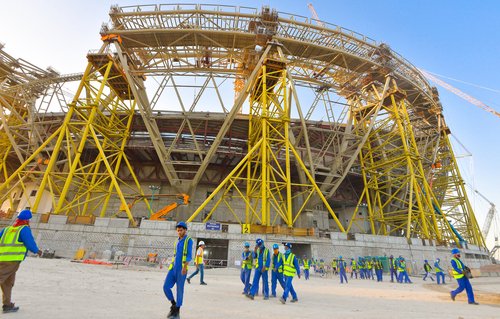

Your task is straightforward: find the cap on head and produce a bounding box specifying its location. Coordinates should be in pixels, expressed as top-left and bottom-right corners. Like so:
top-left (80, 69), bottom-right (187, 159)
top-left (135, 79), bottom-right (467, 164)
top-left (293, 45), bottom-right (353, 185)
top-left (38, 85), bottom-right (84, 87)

top-left (272, 243), bottom-right (279, 249)
top-left (451, 248), bottom-right (460, 255)
top-left (256, 238), bottom-right (264, 246)
top-left (17, 209), bottom-right (32, 220)
top-left (244, 242), bottom-right (250, 248)
top-left (436, 258), bottom-right (440, 261)
top-left (284, 242), bottom-right (292, 249)
top-left (176, 221), bottom-right (188, 229)
top-left (198, 241), bottom-right (205, 246)
top-left (390, 255), bottom-right (393, 258)
top-left (339, 256), bottom-right (342, 259)
top-left (424, 259), bottom-right (428, 262)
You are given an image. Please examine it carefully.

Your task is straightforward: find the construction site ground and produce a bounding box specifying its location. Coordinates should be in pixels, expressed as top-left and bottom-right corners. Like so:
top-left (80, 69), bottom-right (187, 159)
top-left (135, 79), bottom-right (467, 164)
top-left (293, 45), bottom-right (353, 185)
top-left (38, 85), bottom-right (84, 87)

top-left (12, 258), bottom-right (500, 318)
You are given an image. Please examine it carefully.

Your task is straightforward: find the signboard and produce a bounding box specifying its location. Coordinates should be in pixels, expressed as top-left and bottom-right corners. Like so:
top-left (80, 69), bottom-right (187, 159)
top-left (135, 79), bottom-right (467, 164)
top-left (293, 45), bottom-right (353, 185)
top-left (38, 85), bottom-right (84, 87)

top-left (205, 222), bottom-right (221, 231)
top-left (242, 224), bottom-right (251, 234)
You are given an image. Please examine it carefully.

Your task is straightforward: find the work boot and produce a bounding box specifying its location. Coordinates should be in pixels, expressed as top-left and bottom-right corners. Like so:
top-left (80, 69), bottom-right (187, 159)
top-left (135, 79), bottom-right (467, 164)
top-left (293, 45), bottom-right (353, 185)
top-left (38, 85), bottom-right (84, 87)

top-left (263, 296), bottom-right (269, 300)
top-left (167, 301), bottom-right (177, 318)
top-left (291, 299), bottom-right (298, 303)
top-left (468, 302), bottom-right (479, 305)
top-left (245, 294), bottom-right (254, 300)
top-left (170, 307), bottom-right (180, 319)
top-left (186, 278), bottom-right (191, 284)
top-left (279, 297), bottom-right (286, 304)
top-left (450, 292), bottom-right (455, 301)
top-left (2, 303), bottom-right (19, 313)
top-left (200, 282), bottom-right (207, 285)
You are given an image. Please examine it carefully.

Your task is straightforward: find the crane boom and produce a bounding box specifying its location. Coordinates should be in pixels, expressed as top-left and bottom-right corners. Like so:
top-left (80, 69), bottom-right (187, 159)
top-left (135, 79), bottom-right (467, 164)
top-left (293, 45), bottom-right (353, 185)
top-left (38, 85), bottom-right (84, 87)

top-left (307, 3), bottom-right (326, 28)
top-left (419, 69), bottom-right (500, 119)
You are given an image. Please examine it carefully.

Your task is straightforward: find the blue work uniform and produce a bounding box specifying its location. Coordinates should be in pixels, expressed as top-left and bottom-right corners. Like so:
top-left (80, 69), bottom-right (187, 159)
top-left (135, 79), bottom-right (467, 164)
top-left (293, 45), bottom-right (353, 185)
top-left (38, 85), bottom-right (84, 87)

top-left (271, 252), bottom-right (285, 297)
top-left (450, 258), bottom-right (475, 304)
top-left (434, 260), bottom-right (445, 285)
top-left (163, 235), bottom-right (193, 308)
top-left (389, 257), bottom-right (397, 282)
top-left (249, 246), bottom-right (270, 298)
top-left (240, 250), bottom-right (253, 294)
top-left (338, 259), bottom-right (348, 284)
top-left (279, 250), bottom-right (301, 302)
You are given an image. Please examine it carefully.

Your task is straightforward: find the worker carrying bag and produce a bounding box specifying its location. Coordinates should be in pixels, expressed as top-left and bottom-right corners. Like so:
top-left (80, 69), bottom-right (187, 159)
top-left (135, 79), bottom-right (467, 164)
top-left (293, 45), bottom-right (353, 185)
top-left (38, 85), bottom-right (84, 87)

top-left (463, 266), bottom-right (473, 279)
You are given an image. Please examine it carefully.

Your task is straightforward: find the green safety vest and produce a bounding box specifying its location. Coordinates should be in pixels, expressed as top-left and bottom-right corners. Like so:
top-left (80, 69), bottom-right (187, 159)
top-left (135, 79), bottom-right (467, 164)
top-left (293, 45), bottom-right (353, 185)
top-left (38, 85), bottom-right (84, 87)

top-left (434, 262), bottom-right (443, 273)
top-left (0, 226), bottom-right (28, 262)
top-left (271, 252), bottom-right (284, 273)
top-left (168, 236), bottom-right (191, 270)
top-left (241, 251), bottom-right (253, 270)
top-left (255, 247), bottom-right (269, 269)
top-left (303, 259), bottom-right (310, 270)
top-left (351, 260), bottom-right (357, 270)
top-left (283, 253), bottom-right (296, 277)
top-left (451, 257), bottom-right (464, 279)
top-left (398, 261), bottom-right (406, 272)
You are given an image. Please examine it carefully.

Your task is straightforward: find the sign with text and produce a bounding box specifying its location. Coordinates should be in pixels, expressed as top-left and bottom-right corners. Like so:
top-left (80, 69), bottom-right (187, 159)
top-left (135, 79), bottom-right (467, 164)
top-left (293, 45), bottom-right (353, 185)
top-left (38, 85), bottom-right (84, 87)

top-left (205, 222), bottom-right (221, 231)
top-left (242, 224), bottom-right (251, 234)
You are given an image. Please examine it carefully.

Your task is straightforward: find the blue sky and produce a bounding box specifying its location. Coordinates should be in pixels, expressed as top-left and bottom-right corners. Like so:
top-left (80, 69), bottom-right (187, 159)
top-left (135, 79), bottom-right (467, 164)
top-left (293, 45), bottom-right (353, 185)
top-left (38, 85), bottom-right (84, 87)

top-left (2, 0), bottom-right (499, 248)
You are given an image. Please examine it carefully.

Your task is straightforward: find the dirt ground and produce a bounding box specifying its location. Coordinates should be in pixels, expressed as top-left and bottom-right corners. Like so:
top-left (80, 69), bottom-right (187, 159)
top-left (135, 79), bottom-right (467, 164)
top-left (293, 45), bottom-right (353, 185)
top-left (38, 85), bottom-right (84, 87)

top-left (8, 258), bottom-right (500, 318)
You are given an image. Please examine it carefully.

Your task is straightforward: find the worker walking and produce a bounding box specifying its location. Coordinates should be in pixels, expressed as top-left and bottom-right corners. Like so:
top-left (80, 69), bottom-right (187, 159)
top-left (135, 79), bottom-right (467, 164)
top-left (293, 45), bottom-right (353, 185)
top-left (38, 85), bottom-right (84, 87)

top-left (246, 239), bottom-right (270, 300)
top-left (450, 248), bottom-right (478, 305)
top-left (0, 209), bottom-right (42, 313)
top-left (366, 258), bottom-right (374, 280)
top-left (389, 255), bottom-right (397, 283)
top-left (331, 258), bottom-right (338, 276)
top-left (163, 221), bottom-right (193, 319)
top-left (302, 255), bottom-right (310, 280)
top-left (279, 243), bottom-right (301, 304)
top-left (374, 258), bottom-right (383, 282)
top-left (270, 244), bottom-right (285, 297)
top-left (358, 257), bottom-right (365, 279)
top-left (397, 257), bottom-right (412, 284)
top-left (422, 260), bottom-right (434, 282)
top-left (350, 258), bottom-right (358, 279)
top-left (187, 241), bottom-right (207, 285)
top-left (338, 256), bottom-right (348, 284)
top-left (240, 242), bottom-right (253, 294)
top-left (434, 258), bottom-right (446, 285)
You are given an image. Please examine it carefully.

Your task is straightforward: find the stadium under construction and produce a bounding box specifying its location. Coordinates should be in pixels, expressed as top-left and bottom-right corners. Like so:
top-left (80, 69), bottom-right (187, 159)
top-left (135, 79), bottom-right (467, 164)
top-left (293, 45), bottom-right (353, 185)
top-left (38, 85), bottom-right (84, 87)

top-left (0, 4), bottom-right (493, 269)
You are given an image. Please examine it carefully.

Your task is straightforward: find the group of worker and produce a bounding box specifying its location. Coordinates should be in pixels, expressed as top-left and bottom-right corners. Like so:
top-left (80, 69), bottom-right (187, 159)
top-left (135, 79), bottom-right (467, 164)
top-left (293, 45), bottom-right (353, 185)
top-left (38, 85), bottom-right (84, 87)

top-left (0, 212), bottom-right (480, 319)
top-left (241, 239), bottom-right (301, 304)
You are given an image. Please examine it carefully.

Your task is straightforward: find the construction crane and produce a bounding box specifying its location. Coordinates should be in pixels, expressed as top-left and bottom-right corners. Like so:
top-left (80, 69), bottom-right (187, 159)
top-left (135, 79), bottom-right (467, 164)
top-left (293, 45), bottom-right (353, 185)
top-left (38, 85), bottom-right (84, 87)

top-left (307, 3), bottom-right (325, 28)
top-left (473, 189), bottom-right (498, 241)
top-left (120, 193), bottom-right (190, 220)
top-left (419, 69), bottom-right (500, 119)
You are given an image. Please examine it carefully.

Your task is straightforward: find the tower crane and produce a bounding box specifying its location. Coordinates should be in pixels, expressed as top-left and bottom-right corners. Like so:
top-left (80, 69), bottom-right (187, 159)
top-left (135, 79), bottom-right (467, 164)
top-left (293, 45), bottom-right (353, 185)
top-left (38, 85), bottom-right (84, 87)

top-left (468, 186), bottom-right (499, 260)
top-left (419, 69), bottom-right (500, 119)
top-left (307, 3), bottom-right (325, 28)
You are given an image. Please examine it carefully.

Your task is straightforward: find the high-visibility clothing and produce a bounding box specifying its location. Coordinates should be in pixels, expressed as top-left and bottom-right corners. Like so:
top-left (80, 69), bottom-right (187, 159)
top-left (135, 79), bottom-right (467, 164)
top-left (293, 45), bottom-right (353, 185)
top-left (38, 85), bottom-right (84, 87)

top-left (303, 259), bottom-right (310, 270)
top-left (242, 251), bottom-right (253, 269)
top-left (0, 226), bottom-right (27, 262)
top-left (351, 260), bottom-right (357, 270)
top-left (451, 257), bottom-right (464, 279)
top-left (272, 252), bottom-right (284, 273)
top-left (424, 263), bottom-right (431, 272)
top-left (283, 253), bottom-right (297, 277)
top-left (168, 235), bottom-right (191, 270)
top-left (195, 247), bottom-right (204, 264)
top-left (255, 247), bottom-right (269, 269)
top-left (397, 261), bottom-right (407, 272)
top-left (434, 261), bottom-right (443, 273)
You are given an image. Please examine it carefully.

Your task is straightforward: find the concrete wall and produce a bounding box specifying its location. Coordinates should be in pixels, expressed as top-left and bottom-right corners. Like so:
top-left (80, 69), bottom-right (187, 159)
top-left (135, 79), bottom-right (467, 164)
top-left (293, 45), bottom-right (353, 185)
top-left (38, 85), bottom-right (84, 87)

top-left (15, 217), bottom-right (491, 274)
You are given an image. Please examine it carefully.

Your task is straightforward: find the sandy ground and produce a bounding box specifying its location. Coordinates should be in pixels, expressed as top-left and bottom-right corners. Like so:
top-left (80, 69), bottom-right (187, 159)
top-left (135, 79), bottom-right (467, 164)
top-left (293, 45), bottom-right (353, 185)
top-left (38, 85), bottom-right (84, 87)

top-left (6, 258), bottom-right (500, 319)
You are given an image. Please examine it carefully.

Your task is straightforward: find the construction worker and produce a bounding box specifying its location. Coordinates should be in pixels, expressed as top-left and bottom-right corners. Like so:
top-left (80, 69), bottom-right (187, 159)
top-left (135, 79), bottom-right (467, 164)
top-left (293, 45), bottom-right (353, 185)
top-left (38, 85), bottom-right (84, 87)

top-left (434, 258), bottom-right (446, 285)
top-left (397, 257), bottom-right (412, 284)
top-left (389, 255), bottom-right (397, 282)
top-left (240, 242), bottom-right (253, 294)
top-left (319, 259), bottom-right (325, 277)
top-left (450, 248), bottom-right (478, 305)
top-left (302, 255), bottom-right (310, 280)
top-left (0, 209), bottom-right (42, 313)
top-left (163, 221), bottom-right (193, 319)
top-left (331, 258), bottom-right (338, 275)
top-left (338, 256), bottom-right (348, 284)
top-left (270, 244), bottom-right (285, 297)
top-left (374, 258), bottom-right (383, 282)
top-left (350, 258), bottom-right (358, 279)
top-left (366, 258), bottom-right (373, 280)
top-left (358, 257), bottom-right (365, 279)
top-left (187, 241), bottom-right (207, 285)
top-left (422, 260), bottom-right (434, 282)
top-left (279, 243), bottom-right (301, 304)
top-left (246, 238), bottom-right (270, 300)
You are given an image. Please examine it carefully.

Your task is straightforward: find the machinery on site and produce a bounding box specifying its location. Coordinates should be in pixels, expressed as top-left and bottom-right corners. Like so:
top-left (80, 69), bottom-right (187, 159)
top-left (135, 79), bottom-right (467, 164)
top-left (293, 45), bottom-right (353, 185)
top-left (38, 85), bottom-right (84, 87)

top-left (120, 194), bottom-right (190, 221)
top-left (473, 188), bottom-right (499, 260)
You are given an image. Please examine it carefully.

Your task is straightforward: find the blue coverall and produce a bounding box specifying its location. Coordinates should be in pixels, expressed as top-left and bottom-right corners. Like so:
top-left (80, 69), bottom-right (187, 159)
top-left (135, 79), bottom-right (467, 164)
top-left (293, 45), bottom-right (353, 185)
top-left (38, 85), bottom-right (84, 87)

top-left (434, 260), bottom-right (445, 285)
top-left (249, 246), bottom-right (270, 298)
top-left (271, 252), bottom-right (285, 297)
top-left (338, 259), bottom-right (348, 284)
top-left (163, 236), bottom-right (193, 307)
top-left (240, 250), bottom-right (253, 294)
top-left (450, 258), bottom-right (475, 303)
top-left (278, 251), bottom-right (301, 301)
top-left (389, 257), bottom-right (397, 282)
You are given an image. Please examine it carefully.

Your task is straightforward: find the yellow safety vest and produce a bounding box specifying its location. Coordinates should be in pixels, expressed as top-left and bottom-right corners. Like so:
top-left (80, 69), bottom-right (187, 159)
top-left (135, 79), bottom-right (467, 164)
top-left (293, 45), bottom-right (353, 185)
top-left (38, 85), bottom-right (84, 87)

top-left (451, 257), bottom-right (464, 279)
top-left (351, 261), bottom-right (357, 270)
top-left (168, 236), bottom-right (191, 270)
top-left (242, 251), bottom-right (253, 269)
top-left (434, 262), bottom-right (443, 273)
top-left (0, 226), bottom-right (28, 262)
top-left (303, 259), bottom-right (310, 270)
top-left (271, 252), bottom-right (284, 273)
top-left (255, 248), bottom-right (269, 269)
top-left (367, 261), bottom-right (373, 269)
top-left (398, 261), bottom-right (406, 272)
top-left (283, 253), bottom-right (296, 277)
top-left (195, 247), bottom-right (204, 265)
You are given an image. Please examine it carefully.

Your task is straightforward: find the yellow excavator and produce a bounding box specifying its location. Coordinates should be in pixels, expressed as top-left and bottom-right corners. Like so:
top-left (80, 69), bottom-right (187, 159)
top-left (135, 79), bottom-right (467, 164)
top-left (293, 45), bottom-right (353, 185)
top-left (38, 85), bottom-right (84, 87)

top-left (119, 193), bottom-right (190, 220)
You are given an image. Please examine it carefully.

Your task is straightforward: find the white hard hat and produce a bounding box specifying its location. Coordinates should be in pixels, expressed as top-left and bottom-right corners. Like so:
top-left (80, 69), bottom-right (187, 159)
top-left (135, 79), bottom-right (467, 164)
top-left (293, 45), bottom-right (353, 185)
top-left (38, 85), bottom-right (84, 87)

top-left (198, 241), bottom-right (205, 246)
